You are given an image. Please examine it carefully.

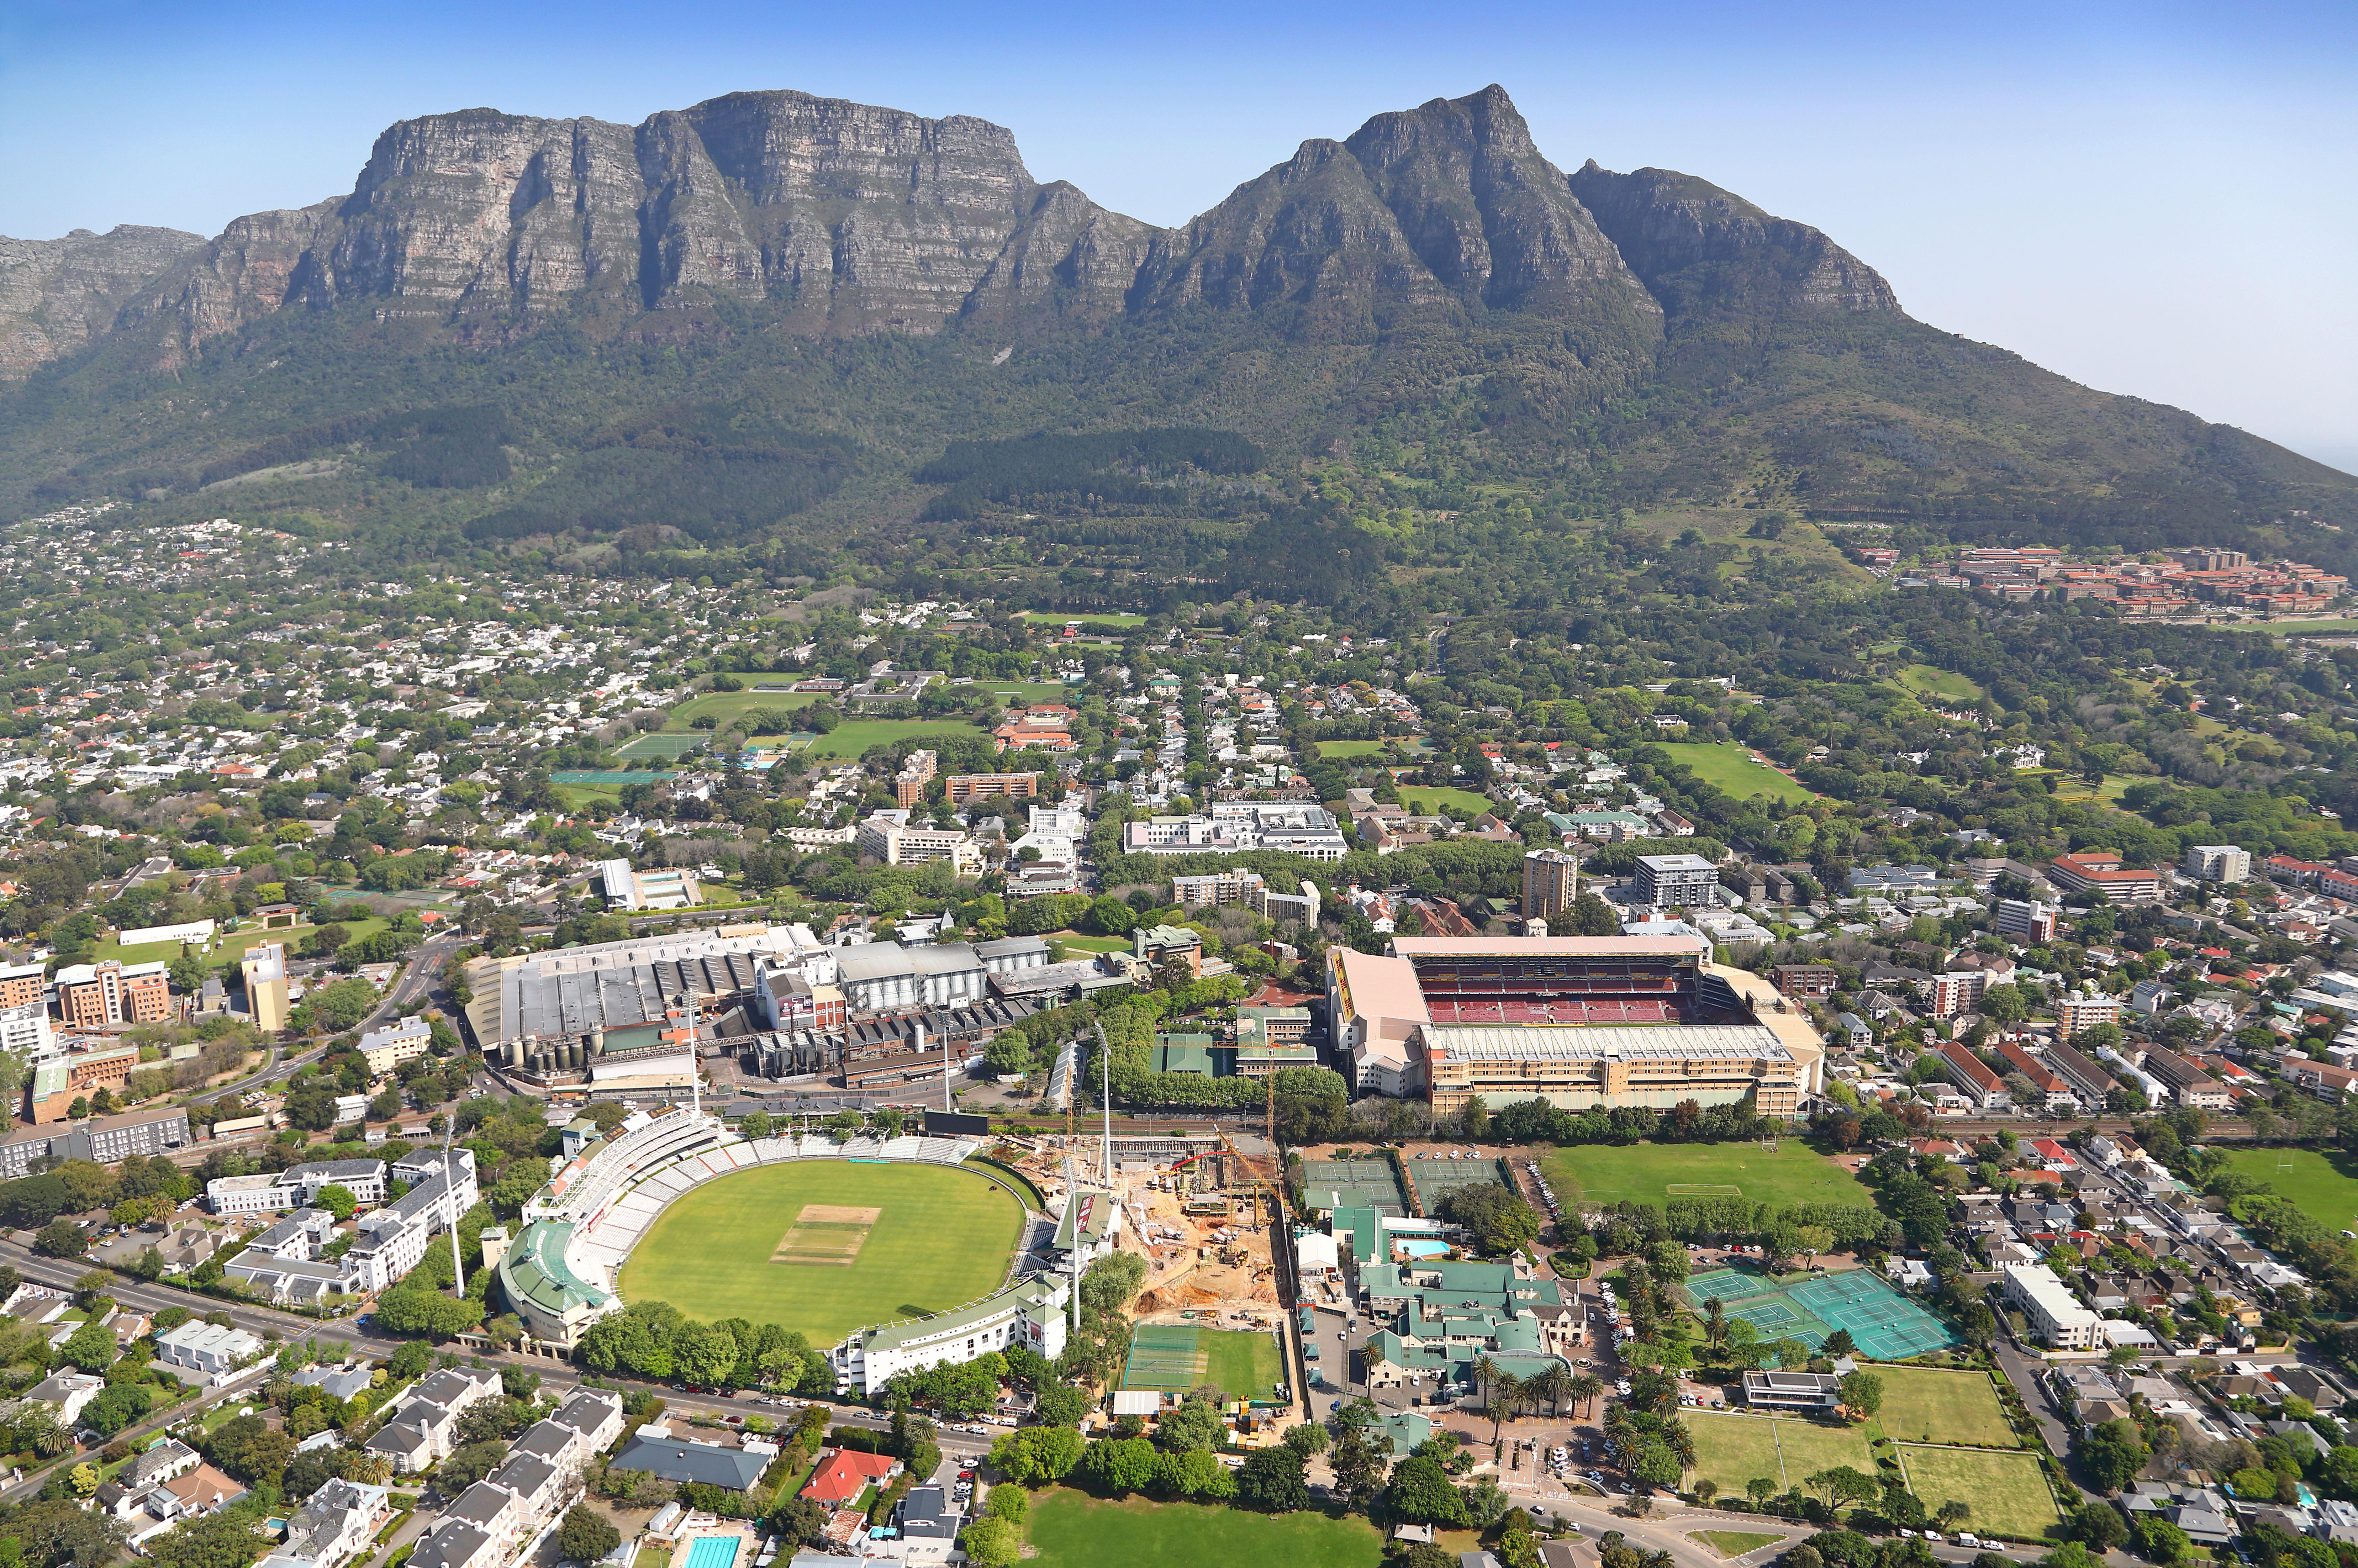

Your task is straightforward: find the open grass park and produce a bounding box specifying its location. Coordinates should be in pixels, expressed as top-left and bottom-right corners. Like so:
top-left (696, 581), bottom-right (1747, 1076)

top-left (1025, 1490), bottom-right (1387, 1568)
top-left (1541, 1141), bottom-right (1874, 1211)
top-left (1018, 610), bottom-right (1148, 630)
top-left (613, 1161), bottom-right (1024, 1345)
top-left (1895, 1444), bottom-right (2063, 1540)
top-left (1199, 1327), bottom-right (1286, 1401)
top-left (1393, 784), bottom-right (1496, 817)
top-left (95, 917), bottom-right (391, 970)
top-left (1685, 1410), bottom-right (1882, 1497)
top-left (1652, 743), bottom-right (1815, 805)
top-left (2220, 1147), bottom-right (2358, 1235)
top-left (1317, 738), bottom-right (1425, 759)
top-left (800, 718), bottom-right (995, 758)
top-left (1892, 664), bottom-right (1989, 706)
top-left (1872, 1366), bottom-right (2017, 1447)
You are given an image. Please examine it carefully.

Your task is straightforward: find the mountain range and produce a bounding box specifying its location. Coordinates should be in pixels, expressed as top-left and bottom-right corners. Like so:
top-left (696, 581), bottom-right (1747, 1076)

top-left (1, 83), bottom-right (2349, 581)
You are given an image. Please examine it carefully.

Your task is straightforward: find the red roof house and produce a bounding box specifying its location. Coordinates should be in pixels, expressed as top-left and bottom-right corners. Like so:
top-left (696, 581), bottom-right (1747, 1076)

top-left (801, 1448), bottom-right (901, 1507)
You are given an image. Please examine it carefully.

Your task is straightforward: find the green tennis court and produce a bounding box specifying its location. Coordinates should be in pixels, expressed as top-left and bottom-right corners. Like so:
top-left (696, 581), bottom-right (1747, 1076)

top-left (1682, 1264), bottom-right (1956, 1360)
top-left (1302, 1158), bottom-right (1408, 1216)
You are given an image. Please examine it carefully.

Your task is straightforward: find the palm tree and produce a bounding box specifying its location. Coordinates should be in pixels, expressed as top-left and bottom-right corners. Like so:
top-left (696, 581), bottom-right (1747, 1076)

top-left (1571, 1373), bottom-right (1605, 1420)
top-left (1487, 1371), bottom-right (1526, 1445)
top-left (1663, 1423), bottom-right (1697, 1472)
top-left (1531, 1362), bottom-right (1572, 1418)
top-left (1703, 1297), bottom-right (1728, 1350)
top-left (1472, 1352), bottom-right (1500, 1415)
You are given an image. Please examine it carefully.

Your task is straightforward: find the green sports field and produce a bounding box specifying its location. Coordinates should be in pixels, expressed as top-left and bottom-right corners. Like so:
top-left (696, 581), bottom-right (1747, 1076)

top-left (1686, 1410), bottom-right (1881, 1496)
top-left (1396, 785), bottom-right (1495, 817)
top-left (1027, 1489), bottom-right (1385, 1568)
top-left (2220, 1147), bottom-right (2358, 1235)
top-left (1020, 610), bottom-right (1147, 629)
top-left (1896, 1445), bottom-right (2063, 1540)
top-left (1541, 1141), bottom-right (1873, 1211)
top-left (1893, 664), bottom-right (1989, 706)
top-left (1873, 1366), bottom-right (2017, 1447)
top-left (1654, 743), bottom-right (1815, 805)
top-left (613, 1161), bottom-right (1025, 1343)
top-left (801, 718), bottom-right (996, 758)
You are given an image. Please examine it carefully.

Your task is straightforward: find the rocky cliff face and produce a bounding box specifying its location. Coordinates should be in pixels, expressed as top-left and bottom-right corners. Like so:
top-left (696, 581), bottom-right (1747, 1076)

top-left (1569, 161), bottom-right (1899, 318)
top-left (8, 84), bottom-right (1927, 386)
top-left (102, 89), bottom-right (1156, 362)
top-left (0, 224), bottom-right (203, 375)
top-left (1132, 86), bottom-right (1659, 337)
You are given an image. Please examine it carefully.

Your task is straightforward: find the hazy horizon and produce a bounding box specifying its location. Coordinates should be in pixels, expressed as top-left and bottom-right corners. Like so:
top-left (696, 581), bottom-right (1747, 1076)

top-left (5, 0), bottom-right (2352, 473)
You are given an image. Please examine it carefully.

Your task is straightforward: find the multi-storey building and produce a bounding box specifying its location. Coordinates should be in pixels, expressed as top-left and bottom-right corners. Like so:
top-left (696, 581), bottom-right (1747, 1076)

top-left (2183, 845), bottom-right (2252, 883)
top-left (358, 1016), bottom-right (433, 1077)
top-left (1423, 1021), bottom-right (1806, 1118)
top-left (27, 1044), bottom-right (141, 1123)
top-left (1520, 848), bottom-right (1581, 922)
top-left (944, 771), bottom-right (1040, 806)
top-left (2002, 1264), bottom-right (2102, 1348)
top-left (893, 749), bottom-right (938, 809)
top-left (242, 943), bottom-right (289, 1033)
top-left (2047, 851), bottom-right (2163, 904)
top-left (1936, 1041), bottom-right (2010, 1108)
top-left (2141, 1047), bottom-right (2231, 1110)
top-left (0, 960), bottom-right (45, 1013)
top-left (855, 814), bottom-right (984, 874)
top-left (0, 1106), bottom-right (191, 1176)
top-left (2055, 992), bottom-right (2121, 1040)
top-left (2041, 1038), bottom-right (2119, 1105)
top-left (53, 960), bottom-right (171, 1028)
top-left (1633, 853), bottom-right (1720, 909)
top-left (1769, 964), bottom-right (1837, 1001)
top-left (1992, 899), bottom-right (2059, 941)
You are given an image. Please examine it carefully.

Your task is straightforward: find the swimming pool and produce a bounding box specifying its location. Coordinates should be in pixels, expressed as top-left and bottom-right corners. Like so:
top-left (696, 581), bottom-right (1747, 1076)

top-left (1398, 1240), bottom-right (1452, 1259)
top-left (682, 1538), bottom-right (741, 1568)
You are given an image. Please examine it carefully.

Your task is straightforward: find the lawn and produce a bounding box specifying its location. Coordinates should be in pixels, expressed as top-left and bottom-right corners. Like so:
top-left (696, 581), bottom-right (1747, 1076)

top-left (2220, 1147), bottom-right (2358, 1235)
top-left (1893, 664), bottom-right (1989, 706)
top-left (1020, 611), bottom-right (1148, 629)
top-left (1654, 743), bottom-right (1815, 805)
top-left (667, 688), bottom-right (822, 729)
top-left (1026, 1489), bottom-right (1384, 1568)
top-left (1393, 785), bottom-right (1495, 817)
top-left (983, 681), bottom-right (1078, 703)
top-left (1897, 1444), bottom-right (2063, 1541)
top-left (1686, 1410), bottom-right (1881, 1496)
top-left (617, 732), bottom-right (712, 760)
top-left (97, 918), bottom-right (393, 971)
top-left (1198, 1327), bottom-right (1287, 1402)
top-left (1541, 1142), bottom-right (1874, 1212)
top-left (1045, 931), bottom-right (1131, 954)
top-left (613, 1160), bottom-right (1025, 1344)
top-left (799, 719), bottom-right (994, 758)
top-left (1693, 1532), bottom-right (1791, 1558)
top-left (1317, 739), bottom-right (1424, 759)
top-left (1872, 1366), bottom-right (2016, 1447)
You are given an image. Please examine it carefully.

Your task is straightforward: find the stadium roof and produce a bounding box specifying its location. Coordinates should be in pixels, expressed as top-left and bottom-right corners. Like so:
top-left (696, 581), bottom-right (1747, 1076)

top-left (1420, 1022), bottom-right (1790, 1062)
top-left (498, 1219), bottom-right (610, 1318)
top-left (1389, 935), bottom-right (1709, 958)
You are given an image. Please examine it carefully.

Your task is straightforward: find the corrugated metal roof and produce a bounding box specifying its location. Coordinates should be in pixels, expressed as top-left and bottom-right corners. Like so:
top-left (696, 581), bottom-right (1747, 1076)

top-left (1421, 1022), bottom-right (1788, 1061)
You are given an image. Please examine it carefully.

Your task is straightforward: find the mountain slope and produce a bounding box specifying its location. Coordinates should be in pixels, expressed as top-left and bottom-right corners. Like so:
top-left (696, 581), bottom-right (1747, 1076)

top-left (0, 224), bottom-right (204, 375)
top-left (0, 83), bottom-right (2348, 572)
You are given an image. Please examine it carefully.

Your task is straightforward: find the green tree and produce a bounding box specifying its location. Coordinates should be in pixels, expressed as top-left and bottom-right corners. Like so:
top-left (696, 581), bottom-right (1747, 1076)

top-left (58, 1317), bottom-right (118, 1374)
top-left (1836, 1370), bottom-right (1883, 1421)
top-left (556, 1507), bottom-right (620, 1563)
top-left (1439, 1185), bottom-right (1541, 1256)
top-left (148, 1510), bottom-right (265, 1568)
top-left (1236, 1447), bottom-right (1309, 1512)
top-left (1385, 1455), bottom-right (1471, 1525)
top-left (33, 1218), bottom-right (86, 1258)
top-left (959, 1517), bottom-right (1020, 1568)
top-left (987, 1424), bottom-right (1083, 1485)
top-left (315, 1184), bottom-right (358, 1220)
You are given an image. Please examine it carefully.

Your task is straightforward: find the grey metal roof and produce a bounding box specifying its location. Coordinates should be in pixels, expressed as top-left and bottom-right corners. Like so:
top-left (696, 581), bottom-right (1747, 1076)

top-left (610, 1435), bottom-right (767, 1490)
top-left (835, 941), bottom-right (982, 982)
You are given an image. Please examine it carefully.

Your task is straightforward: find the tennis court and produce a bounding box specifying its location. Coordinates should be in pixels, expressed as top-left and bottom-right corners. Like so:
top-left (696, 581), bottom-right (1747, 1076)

top-left (1682, 1264), bottom-right (1957, 1360)
top-left (1122, 1324), bottom-right (1210, 1392)
top-left (1411, 1157), bottom-right (1512, 1208)
top-left (1792, 1271), bottom-right (1957, 1359)
top-left (618, 732), bottom-right (710, 759)
top-left (1302, 1158), bottom-right (1408, 1216)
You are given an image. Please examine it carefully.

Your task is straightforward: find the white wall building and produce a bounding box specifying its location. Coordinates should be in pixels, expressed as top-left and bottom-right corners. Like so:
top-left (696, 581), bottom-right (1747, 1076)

top-left (832, 1273), bottom-right (1068, 1397)
top-left (2002, 1263), bottom-right (2104, 1349)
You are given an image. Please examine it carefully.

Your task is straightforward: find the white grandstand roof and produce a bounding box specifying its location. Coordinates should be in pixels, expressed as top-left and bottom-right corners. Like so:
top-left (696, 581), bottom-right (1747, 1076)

top-left (1420, 1022), bottom-right (1790, 1062)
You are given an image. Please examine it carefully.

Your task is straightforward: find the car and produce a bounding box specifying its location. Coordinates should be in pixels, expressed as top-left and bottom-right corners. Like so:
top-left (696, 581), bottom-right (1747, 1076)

top-left (1899, 1530), bottom-right (1916, 1540)
top-left (1956, 1535), bottom-right (1981, 1549)
top-left (1922, 1533), bottom-right (1943, 1545)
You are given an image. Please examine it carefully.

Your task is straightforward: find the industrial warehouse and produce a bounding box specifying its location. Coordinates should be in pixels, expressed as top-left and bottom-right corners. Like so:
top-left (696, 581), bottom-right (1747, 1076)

top-left (1327, 934), bottom-right (1824, 1115)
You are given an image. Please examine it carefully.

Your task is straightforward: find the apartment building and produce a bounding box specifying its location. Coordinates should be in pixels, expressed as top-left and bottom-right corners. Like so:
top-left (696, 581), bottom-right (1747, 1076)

top-left (1937, 1041), bottom-right (2011, 1109)
top-left (26, 1044), bottom-right (140, 1123)
top-left (358, 1016), bottom-right (433, 1077)
top-left (1769, 965), bottom-right (1838, 1001)
top-left (893, 749), bottom-right (938, 809)
top-left (1997, 1041), bottom-right (2080, 1112)
top-left (1520, 848), bottom-right (1581, 922)
top-left (0, 960), bottom-right (45, 1012)
top-left (856, 814), bottom-right (985, 875)
top-left (0, 1002), bottom-right (52, 1060)
top-left (2003, 1264), bottom-right (2103, 1349)
top-left (2183, 845), bottom-right (2252, 883)
top-left (364, 1367), bottom-right (503, 1474)
top-left (54, 959), bottom-right (171, 1028)
top-left (2055, 992), bottom-right (2122, 1040)
top-left (242, 943), bottom-right (289, 1032)
top-left (1928, 970), bottom-right (1990, 1020)
top-left (1633, 853), bottom-right (1720, 909)
top-left (1124, 803), bottom-right (1349, 861)
top-left (1327, 947), bottom-right (1431, 1098)
top-left (2047, 851), bottom-right (2163, 904)
top-left (0, 1107), bottom-right (191, 1178)
top-left (2042, 1038), bottom-right (2120, 1105)
top-left (2142, 1047), bottom-right (2231, 1110)
top-left (1992, 899), bottom-right (2059, 941)
top-left (946, 770), bottom-right (1040, 806)
top-left (208, 1159), bottom-right (389, 1216)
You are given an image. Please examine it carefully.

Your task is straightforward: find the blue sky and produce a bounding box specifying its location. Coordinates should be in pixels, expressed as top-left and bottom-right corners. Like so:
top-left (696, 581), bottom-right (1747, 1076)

top-left (5, 0), bottom-right (2354, 470)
